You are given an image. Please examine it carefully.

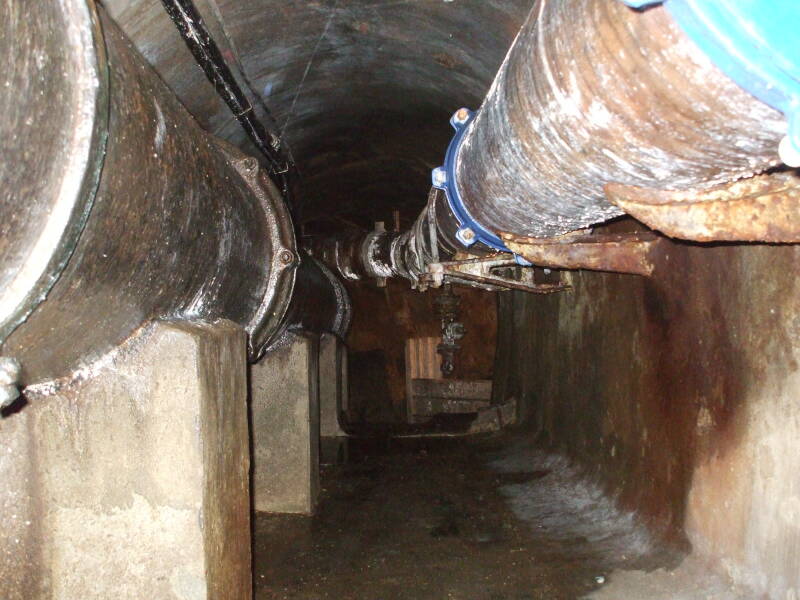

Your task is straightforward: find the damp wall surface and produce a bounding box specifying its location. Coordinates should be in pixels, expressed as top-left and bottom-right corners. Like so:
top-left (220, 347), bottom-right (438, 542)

top-left (494, 231), bottom-right (800, 597)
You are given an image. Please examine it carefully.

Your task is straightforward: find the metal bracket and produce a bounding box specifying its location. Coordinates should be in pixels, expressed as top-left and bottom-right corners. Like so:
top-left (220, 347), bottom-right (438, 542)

top-left (424, 255), bottom-right (570, 294)
top-left (605, 171), bottom-right (800, 243)
top-left (501, 231), bottom-right (664, 276)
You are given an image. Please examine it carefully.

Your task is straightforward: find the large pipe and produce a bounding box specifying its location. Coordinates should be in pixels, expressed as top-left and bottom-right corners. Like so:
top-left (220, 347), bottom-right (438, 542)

top-left (313, 0), bottom-right (787, 285)
top-left (0, 0), bottom-right (346, 388)
top-left (452, 0), bottom-right (786, 240)
top-left (283, 255), bottom-right (352, 338)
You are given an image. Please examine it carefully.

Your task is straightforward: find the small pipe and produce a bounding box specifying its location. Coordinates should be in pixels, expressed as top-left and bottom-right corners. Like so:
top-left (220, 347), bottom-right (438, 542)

top-left (308, 188), bottom-right (466, 288)
top-left (160, 0), bottom-right (296, 204)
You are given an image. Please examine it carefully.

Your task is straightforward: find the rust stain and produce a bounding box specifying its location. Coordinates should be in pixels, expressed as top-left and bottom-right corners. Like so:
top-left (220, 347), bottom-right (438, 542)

top-left (428, 255), bottom-right (571, 293)
top-left (346, 279), bottom-right (497, 420)
top-left (605, 171), bottom-right (800, 243)
top-left (500, 231), bottom-right (662, 276)
top-left (433, 52), bottom-right (458, 69)
top-left (494, 225), bottom-right (800, 550)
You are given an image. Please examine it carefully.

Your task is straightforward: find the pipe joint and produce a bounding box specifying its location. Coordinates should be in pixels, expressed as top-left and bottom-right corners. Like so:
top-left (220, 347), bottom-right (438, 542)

top-left (431, 108), bottom-right (511, 253)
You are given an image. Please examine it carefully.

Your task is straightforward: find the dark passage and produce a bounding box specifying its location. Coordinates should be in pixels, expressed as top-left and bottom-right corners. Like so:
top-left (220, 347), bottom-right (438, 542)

top-left (2, 1), bottom-right (798, 598)
top-left (253, 435), bottom-right (724, 600)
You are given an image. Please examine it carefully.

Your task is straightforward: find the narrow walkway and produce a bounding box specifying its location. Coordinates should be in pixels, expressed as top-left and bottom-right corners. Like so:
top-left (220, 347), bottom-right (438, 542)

top-left (253, 436), bottom-right (738, 599)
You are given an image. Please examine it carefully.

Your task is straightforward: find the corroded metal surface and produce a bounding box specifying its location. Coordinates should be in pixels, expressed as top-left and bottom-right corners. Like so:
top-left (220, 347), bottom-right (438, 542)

top-left (0, 0), bottom-right (108, 342)
top-left (228, 154), bottom-right (298, 358)
top-left (307, 232), bottom-right (369, 282)
top-left (314, 0), bottom-right (789, 291)
top-left (2, 6), bottom-right (296, 385)
top-left (346, 278), bottom-right (497, 417)
top-left (433, 285), bottom-right (464, 376)
top-left (409, 397), bottom-right (490, 417)
top-left (410, 378), bottom-right (492, 402)
top-left (605, 172), bottom-right (800, 243)
top-left (427, 256), bottom-right (570, 294)
top-left (310, 188), bottom-right (489, 290)
top-left (284, 254), bottom-right (352, 340)
top-left (455, 0), bottom-right (785, 238)
top-left (501, 232), bottom-right (664, 276)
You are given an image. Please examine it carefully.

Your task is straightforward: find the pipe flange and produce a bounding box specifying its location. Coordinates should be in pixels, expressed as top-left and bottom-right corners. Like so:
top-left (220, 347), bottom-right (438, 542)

top-left (431, 108), bottom-right (512, 253)
top-left (431, 108), bottom-right (532, 269)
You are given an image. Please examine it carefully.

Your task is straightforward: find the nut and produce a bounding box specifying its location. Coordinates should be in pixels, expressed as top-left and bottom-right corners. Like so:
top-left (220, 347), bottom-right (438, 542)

top-left (453, 107), bottom-right (471, 125)
top-left (278, 249), bottom-right (295, 266)
top-left (432, 167), bottom-right (448, 187)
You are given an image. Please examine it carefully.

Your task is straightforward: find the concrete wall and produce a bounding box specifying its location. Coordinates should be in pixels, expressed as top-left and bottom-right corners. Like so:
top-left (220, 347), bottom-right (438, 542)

top-left (494, 233), bottom-right (800, 598)
top-left (319, 333), bottom-right (347, 437)
top-left (0, 320), bottom-right (251, 600)
top-left (250, 333), bottom-right (320, 514)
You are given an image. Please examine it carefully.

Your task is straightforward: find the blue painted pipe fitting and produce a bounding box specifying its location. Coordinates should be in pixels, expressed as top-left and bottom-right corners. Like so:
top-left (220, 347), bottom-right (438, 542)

top-left (620, 0), bottom-right (800, 167)
top-left (431, 108), bottom-right (511, 252)
top-left (431, 109), bottom-right (532, 265)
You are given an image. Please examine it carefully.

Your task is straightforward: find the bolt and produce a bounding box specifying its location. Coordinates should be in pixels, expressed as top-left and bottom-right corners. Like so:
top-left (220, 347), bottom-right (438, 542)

top-left (242, 157), bottom-right (258, 174)
top-left (432, 167), bottom-right (448, 188)
top-left (456, 227), bottom-right (476, 247)
top-left (453, 107), bottom-right (470, 124)
top-left (279, 250), bottom-right (295, 266)
top-left (0, 357), bottom-right (21, 410)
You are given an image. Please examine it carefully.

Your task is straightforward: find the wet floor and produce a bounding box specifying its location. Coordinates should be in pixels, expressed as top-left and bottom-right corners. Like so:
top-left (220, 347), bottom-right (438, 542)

top-left (252, 434), bottom-right (686, 600)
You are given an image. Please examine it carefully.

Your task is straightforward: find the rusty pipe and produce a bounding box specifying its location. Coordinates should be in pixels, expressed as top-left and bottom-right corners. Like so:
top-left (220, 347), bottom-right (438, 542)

top-left (451, 0), bottom-right (786, 240)
top-left (308, 188), bottom-right (465, 287)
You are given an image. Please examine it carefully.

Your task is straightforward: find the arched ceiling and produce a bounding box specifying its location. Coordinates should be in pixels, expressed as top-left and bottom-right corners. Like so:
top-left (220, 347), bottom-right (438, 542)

top-left (105, 0), bottom-right (531, 233)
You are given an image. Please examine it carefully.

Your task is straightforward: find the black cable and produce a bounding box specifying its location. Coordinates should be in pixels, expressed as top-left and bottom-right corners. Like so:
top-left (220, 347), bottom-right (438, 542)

top-left (160, 0), bottom-right (296, 204)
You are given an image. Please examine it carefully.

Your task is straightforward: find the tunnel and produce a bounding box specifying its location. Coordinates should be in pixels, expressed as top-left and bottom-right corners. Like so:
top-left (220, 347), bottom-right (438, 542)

top-left (2, 0), bottom-right (800, 598)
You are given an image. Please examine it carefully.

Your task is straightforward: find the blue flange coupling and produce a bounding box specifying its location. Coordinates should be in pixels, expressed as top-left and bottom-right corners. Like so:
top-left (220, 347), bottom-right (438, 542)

top-left (620, 0), bottom-right (800, 168)
top-left (431, 108), bottom-right (531, 266)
